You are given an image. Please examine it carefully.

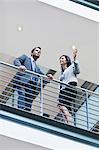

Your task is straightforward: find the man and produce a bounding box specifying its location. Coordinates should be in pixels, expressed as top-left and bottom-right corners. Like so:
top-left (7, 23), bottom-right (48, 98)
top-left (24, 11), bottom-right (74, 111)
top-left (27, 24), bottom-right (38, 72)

top-left (13, 47), bottom-right (53, 111)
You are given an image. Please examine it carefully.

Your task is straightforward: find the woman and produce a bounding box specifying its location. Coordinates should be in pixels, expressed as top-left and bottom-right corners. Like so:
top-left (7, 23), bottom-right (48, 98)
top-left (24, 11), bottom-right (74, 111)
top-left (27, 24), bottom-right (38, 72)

top-left (58, 48), bottom-right (80, 125)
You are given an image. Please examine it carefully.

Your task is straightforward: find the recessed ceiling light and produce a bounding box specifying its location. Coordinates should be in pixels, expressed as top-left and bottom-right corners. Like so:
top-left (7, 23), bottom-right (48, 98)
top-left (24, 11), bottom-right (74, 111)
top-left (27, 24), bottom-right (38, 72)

top-left (17, 26), bottom-right (23, 32)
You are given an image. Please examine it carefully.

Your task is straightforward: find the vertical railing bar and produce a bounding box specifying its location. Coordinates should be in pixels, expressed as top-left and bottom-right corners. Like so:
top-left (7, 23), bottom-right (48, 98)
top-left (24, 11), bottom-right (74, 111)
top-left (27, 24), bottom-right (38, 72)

top-left (73, 110), bottom-right (76, 127)
top-left (12, 89), bottom-right (14, 107)
top-left (40, 76), bottom-right (43, 116)
top-left (85, 90), bottom-right (89, 130)
top-left (72, 97), bottom-right (76, 127)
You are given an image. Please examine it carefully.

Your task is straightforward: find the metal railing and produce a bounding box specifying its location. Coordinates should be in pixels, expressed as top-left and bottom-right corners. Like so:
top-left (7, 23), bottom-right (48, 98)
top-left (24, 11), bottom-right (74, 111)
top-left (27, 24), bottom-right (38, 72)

top-left (0, 61), bottom-right (99, 134)
top-left (70, 0), bottom-right (99, 11)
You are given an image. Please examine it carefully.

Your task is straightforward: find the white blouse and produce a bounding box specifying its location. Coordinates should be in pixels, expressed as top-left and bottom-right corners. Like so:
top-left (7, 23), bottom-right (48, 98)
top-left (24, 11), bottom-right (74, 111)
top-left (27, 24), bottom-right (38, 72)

top-left (59, 61), bottom-right (79, 89)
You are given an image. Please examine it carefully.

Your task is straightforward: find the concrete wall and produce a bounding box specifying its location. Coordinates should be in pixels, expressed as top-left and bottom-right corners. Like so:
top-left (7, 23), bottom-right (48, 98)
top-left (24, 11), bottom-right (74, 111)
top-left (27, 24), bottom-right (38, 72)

top-left (0, 0), bottom-right (99, 84)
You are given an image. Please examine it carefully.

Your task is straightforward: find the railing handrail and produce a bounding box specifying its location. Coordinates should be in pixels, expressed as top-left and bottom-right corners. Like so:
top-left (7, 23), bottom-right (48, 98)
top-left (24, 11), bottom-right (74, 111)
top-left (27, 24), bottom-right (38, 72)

top-left (0, 60), bottom-right (99, 96)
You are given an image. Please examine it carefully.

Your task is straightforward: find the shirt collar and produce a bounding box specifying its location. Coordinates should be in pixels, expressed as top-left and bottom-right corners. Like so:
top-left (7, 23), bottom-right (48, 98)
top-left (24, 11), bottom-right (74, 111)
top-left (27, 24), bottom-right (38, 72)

top-left (30, 56), bottom-right (35, 62)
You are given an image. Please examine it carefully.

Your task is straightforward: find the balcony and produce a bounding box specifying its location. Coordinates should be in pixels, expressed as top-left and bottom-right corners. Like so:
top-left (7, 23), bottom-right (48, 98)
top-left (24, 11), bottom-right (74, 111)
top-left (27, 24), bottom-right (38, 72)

top-left (0, 60), bottom-right (99, 149)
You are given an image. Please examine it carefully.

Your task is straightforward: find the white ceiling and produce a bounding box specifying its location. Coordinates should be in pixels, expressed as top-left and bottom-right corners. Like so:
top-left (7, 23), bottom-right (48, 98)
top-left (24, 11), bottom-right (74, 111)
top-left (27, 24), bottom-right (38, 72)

top-left (38, 0), bottom-right (99, 22)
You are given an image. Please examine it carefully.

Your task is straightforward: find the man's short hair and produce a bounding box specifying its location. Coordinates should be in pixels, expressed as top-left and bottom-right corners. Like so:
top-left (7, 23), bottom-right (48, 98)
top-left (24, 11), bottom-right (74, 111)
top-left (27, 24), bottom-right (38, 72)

top-left (31, 47), bottom-right (41, 53)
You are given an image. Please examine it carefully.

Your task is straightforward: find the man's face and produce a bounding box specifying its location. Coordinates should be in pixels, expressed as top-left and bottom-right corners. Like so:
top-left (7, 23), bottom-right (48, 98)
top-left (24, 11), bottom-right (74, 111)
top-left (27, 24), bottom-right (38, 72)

top-left (31, 48), bottom-right (41, 59)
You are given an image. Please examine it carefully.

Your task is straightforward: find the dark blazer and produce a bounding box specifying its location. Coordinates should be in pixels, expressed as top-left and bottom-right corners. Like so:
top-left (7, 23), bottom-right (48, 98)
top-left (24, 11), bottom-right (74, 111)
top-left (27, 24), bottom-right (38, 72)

top-left (13, 54), bottom-right (44, 84)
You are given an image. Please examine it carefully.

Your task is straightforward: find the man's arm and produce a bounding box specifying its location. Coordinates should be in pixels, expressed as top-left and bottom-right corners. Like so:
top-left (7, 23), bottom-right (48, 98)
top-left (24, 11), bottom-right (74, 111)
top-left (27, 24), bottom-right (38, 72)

top-left (13, 54), bottom-right (28, 66)
top-left (13, 54), bottom-right (27, 71)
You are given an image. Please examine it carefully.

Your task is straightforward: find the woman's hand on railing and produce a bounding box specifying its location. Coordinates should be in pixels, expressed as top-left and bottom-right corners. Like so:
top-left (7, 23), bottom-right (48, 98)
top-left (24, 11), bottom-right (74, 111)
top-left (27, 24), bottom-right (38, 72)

top-left (47, 74), bottom-right (53, 80)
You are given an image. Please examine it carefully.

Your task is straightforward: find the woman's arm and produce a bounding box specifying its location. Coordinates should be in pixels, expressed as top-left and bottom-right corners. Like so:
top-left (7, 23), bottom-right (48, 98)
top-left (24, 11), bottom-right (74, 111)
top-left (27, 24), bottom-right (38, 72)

top-left (72, 46), bottom-right (80, 75)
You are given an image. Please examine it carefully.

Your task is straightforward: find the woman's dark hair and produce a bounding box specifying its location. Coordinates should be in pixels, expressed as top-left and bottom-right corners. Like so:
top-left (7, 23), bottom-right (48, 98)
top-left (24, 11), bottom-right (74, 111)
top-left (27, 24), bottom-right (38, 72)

top-left (31, 47), bottom-right (41, 53)
top-left (60, 55), bottom-right (71, 72)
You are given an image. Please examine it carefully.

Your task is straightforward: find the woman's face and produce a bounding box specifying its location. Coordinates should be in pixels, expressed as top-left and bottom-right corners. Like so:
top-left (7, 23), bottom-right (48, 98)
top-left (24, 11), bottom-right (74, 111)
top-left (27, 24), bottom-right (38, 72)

top-left (59, 56), bottom-right (67, 66)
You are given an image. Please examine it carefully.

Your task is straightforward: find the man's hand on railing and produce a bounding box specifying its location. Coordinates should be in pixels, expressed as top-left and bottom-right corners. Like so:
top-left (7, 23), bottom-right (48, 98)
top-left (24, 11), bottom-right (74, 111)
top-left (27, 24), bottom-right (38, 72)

top-left (18, 65), bottom-right (27, 72)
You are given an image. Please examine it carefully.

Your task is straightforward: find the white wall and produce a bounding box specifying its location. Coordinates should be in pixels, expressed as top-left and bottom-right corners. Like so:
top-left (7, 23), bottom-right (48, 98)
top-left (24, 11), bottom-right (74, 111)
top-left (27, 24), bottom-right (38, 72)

top-left (0, 0), bottom-right (99, 84)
